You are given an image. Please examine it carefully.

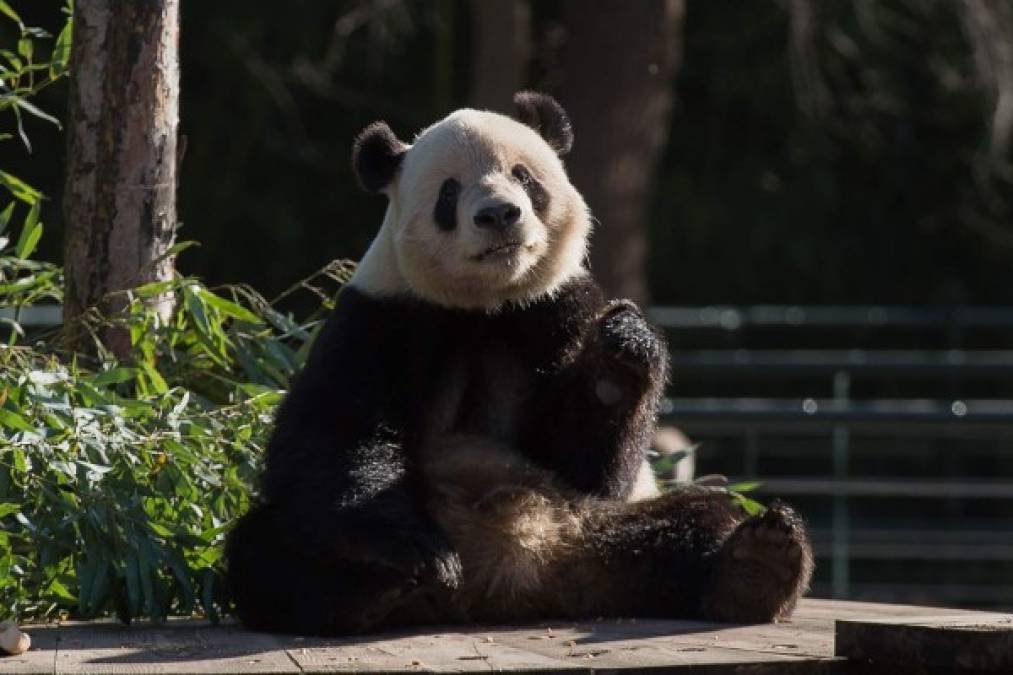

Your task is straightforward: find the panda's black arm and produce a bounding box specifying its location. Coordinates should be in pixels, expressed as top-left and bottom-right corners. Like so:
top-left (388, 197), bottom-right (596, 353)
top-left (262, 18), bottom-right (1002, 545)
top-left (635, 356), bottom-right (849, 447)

top-left (256, 287), bottom-right (457, 572)
top-left (229, 286), bottom-right (466, 634)
top-left (520, 281), bottom-right (669, 499)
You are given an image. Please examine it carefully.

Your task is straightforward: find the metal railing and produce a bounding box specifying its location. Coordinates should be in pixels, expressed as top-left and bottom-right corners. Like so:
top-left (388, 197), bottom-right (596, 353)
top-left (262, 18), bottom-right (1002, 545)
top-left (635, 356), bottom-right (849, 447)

top-left (653, 305), bottom-right (1013, 607)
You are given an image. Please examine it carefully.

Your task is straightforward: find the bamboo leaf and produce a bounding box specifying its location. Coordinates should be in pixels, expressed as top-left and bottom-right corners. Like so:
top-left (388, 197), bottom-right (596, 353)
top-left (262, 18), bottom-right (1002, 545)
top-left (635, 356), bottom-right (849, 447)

top-left (14, 201), bottom-right (42, 259)
top-left (0, 170), bottom-right (41, 203)
top-left (0, 1), bottom-right (23, 28)
top-left (90, 367), bottom-right (139, 386)
top-left (203, 291), bottom-right (263, 325)
top-left (0, 408), bottom-right (34, 432)
top-left (50, 20), bottom-right (71, 77)
top-left (15, 98), bottom-right (62, 129)
top-left (16, 38), bottom-right (31, 61)
top-left (0, 201), bottom-right (14, 234)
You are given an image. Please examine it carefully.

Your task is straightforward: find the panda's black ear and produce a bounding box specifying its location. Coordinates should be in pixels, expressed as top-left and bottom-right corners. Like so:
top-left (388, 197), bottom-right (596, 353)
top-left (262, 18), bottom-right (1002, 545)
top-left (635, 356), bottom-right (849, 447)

top-left (512, 91), bottom-right (574, 156)
top-left (352, 121), bottom-right (407, 193)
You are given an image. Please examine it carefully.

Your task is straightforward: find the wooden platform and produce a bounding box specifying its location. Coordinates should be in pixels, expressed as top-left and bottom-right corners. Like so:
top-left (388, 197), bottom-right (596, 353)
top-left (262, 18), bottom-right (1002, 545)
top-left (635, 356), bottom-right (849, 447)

top-left (3, 599), bottom-right (1011, 674)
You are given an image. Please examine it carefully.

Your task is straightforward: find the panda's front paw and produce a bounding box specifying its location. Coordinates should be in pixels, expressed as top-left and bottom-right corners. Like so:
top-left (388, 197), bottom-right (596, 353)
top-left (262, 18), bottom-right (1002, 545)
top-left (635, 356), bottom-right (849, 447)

top-left (597, 300), bottom-right (665, 375)
top-left (583, 300), bottom-right (666, 408)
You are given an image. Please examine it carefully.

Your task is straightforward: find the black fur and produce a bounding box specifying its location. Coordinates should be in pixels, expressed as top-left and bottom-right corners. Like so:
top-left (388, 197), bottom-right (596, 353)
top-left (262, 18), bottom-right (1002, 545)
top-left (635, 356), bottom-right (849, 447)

top-left (226, 276), bottom-right (670, 634)
top-left (419, 440), bottom-right (812, 625)
top-left (352, 121), bottom-right (407, 193)
top-left (229, 93), bottom-right (812, 633)
top-left (434, 178), bottom-right (459, 231)
top-left (512, 91), bottom-right (574, 156)
top-left (512, 164), bottom-right (550, 217)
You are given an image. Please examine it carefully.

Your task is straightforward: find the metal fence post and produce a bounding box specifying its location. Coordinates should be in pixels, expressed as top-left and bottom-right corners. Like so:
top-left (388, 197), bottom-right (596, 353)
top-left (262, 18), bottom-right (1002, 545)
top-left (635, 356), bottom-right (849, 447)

top-left (832, 370), bottom-right (851, 598)
top-left (826, 370), bottom-right (850, 595)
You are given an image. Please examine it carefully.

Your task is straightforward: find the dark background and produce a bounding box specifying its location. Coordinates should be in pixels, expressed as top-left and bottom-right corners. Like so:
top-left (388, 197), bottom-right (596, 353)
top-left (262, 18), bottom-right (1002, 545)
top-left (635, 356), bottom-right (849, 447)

top-left (5, 0), bottom-right (1012, 309)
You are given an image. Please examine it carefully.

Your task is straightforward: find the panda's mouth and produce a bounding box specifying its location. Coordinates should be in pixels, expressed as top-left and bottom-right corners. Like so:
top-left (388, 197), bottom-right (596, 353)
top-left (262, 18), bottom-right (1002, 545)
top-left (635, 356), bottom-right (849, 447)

top-left (473, 241), bottom-right (527, 262)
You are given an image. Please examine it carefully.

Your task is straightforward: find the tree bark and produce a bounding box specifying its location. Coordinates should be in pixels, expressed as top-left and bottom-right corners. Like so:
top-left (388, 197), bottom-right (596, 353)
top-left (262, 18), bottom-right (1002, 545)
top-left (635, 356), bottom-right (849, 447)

top-left (468, 0), bottom-right (531, 111)
top-left (63, 0), bottom-right (180, 356)
top-left (559, 0), bottom-right (683, 305)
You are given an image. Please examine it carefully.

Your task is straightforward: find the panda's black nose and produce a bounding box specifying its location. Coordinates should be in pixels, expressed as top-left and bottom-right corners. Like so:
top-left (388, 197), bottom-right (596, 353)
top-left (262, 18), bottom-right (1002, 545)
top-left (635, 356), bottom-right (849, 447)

top-left (474, 203), bottom-right (521, 231)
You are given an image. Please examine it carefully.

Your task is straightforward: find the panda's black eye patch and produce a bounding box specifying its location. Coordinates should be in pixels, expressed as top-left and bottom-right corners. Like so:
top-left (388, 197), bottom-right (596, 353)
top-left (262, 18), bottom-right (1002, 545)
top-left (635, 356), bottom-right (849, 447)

top-left (434, 178), bottom-right (460, 231)
top-left (512, 164), bottom-right (549, 217)
top-left (512, 164), bottom-right (533, 185)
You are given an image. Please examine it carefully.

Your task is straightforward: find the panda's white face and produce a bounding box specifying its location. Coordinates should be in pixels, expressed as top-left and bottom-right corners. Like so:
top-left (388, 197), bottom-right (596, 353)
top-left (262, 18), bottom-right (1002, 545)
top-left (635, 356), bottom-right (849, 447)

top-left (351, 106), bottom-right (591, 311)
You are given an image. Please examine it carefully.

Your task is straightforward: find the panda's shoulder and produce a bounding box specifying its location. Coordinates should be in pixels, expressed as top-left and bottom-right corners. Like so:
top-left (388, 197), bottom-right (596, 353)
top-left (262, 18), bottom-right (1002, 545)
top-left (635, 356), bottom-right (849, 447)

top-left (306, 286), bottom-right (449, 369)
top-left (495, 273), bottom-right (605, 345)
top-left (538, 273), bottom-right (607, 324)
top-left (554, 274), bottom-right (607, 312)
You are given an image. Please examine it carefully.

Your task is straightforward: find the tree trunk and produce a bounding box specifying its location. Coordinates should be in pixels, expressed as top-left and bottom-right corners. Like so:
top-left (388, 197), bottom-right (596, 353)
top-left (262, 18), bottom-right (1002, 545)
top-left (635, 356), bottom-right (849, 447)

top-left (559, 0), bottom-right (683, 304)
top-left (468, 0), bottom-right (531, 111)
top-left (63, 0), bottom-right (180, 357)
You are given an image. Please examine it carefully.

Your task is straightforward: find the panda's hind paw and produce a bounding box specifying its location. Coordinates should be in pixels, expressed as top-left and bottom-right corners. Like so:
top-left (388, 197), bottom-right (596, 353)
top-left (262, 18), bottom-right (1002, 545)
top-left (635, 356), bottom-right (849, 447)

top-left (701, 503), bottom-right (814, 623)
top-left (728, 504), bottom-right (807, 582)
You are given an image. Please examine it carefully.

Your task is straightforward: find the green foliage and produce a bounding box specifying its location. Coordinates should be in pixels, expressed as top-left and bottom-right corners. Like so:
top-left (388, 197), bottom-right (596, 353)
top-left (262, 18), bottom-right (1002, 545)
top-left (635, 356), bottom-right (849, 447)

top-left (1, 0), bottom-right (69, 297)
top-left (727, 482), bottom-right (766, 517)
top-left (0, 228), bottom-right (350, 622)
top-left (653, 448), bottom-right (768, 515)
top-left (0, 2), bottom-right (350, 617)
top-left (650, 444), bottom-right (696, 480)
top-left (0, 0), bottom-right (70, 154)
top-left (0, 1), bottom-right (349, 615)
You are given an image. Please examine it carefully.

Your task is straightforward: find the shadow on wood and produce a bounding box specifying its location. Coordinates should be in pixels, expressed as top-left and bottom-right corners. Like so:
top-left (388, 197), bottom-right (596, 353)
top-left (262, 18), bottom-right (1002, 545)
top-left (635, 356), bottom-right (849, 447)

top-left (5, 599), bottom-right (1011, 673)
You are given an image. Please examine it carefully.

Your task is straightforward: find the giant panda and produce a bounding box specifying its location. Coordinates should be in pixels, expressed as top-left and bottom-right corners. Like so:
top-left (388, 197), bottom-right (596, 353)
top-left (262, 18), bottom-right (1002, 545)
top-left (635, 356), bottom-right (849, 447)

top-left (225, 92), bottom-right (813, 635)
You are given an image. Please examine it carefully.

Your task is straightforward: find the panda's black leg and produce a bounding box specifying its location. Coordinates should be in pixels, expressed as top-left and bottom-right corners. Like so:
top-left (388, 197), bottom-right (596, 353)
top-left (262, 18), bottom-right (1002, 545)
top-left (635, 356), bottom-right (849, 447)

top-left (423, 451), bottom-right (744, 622)
top-left (226, 504), bottom-right (459, 634)
top-left (423, 435), bottom-right (813, 624)
top-left (570, 492), bottom-right (812, 622)
top-left (534, 299), bottom-right (669, 497)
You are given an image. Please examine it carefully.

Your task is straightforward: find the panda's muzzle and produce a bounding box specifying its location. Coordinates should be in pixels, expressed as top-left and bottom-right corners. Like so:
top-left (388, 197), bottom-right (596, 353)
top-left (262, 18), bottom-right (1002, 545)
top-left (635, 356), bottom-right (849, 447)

top-left (473, 241), bottom-right (526, 262)
top-left (473, 202), bottom-right (522, 232)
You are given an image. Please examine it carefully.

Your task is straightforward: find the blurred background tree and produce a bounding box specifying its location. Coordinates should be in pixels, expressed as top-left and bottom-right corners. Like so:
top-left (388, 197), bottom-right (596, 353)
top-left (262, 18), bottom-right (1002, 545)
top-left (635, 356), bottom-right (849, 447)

top-left (4, 0), bottom-right (1013, 312)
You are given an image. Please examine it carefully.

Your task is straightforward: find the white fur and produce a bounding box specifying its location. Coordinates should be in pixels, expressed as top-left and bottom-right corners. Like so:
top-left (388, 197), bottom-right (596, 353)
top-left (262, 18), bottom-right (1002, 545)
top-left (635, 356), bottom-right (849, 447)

top-left (350, 109), bottom-right (591, 311)
top-left (628, 459), bottom-right (661, 501)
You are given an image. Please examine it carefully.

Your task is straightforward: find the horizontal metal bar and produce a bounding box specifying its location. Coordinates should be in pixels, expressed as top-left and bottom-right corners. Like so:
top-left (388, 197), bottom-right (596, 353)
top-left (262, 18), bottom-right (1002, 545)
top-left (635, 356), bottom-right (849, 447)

top-left (0, 305), bottom-right (61, 326)
top-left (748, 477), bottom-right (1013, 498)
top-left (670, 349), bottom-right (1013, 376)
top-left (664, 397), bottom-right (1013, 426)
top-left (649, 305), bottom-right (1013, 330)
top-left (809, 583), bottom-right (1013, 605)
top-left (809, 528), bottom-right (1013, 545)
top-left (812, 542), bottom-right (1013, 561)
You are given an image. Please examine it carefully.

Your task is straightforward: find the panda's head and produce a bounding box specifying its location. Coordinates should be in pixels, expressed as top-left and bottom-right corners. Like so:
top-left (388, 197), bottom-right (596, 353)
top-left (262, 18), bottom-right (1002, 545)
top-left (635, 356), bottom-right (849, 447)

top-left (349, 92), bottom-right (591, 311)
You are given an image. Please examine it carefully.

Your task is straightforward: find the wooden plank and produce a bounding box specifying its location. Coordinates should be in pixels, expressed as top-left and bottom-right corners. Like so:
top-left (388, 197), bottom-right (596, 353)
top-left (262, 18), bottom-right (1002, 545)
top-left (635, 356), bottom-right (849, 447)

top-left (835, 613), bottom-right (1013, 672)
top-left (7, 624), bottom-right (59, 674)
top-left (799, 598), bottom-right (976, 621)
top-left (285, 629), bottom-right (585, 673)
top-left (490, 619), bottom-right (833, 671)
top-left (50, 621), bottom-right (301, 674)
top-left (2, 600), bottom-right (1010, 674)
